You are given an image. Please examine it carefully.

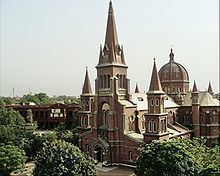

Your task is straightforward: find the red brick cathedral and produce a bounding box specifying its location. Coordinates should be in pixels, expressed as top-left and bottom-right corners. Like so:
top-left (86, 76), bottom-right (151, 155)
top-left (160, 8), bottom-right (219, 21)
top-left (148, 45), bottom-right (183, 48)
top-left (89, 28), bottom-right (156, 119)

top-left (77, 1), bottom-right (219, 166)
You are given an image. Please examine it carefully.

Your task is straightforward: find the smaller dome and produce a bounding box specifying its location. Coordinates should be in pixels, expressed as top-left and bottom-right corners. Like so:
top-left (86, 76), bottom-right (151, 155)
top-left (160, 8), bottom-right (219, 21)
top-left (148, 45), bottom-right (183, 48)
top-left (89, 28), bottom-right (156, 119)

top-left (159, 49), bottom-right (189, 82)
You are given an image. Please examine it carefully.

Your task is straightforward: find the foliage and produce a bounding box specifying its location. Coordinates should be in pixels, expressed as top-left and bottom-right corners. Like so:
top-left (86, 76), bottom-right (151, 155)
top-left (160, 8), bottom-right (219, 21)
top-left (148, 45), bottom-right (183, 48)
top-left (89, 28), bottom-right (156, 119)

top-left (33, 140), bottom-right (96, 176)
top-left (136, 139), bottom-right (199, 176)
top-left (0, 108), bottom-right (26, 146)
top-left (0, 144), bottom-right (27, 176)
top-left (18, 93), bottom-right (81, 105)
top-left (28, 132), bottom-right (58, 159)
top-left (136, 138), bottom-right (220, 176)
top-left (0, 108), bottom-right (36, 161)
top-left (0, 97), bottom-right (14, 105)
top-left (55, 122), bottom-right (78, 146)
top-left (19, 94), bottom-right (41, 105)
top-left (0, 99), bottom-right (6, 108)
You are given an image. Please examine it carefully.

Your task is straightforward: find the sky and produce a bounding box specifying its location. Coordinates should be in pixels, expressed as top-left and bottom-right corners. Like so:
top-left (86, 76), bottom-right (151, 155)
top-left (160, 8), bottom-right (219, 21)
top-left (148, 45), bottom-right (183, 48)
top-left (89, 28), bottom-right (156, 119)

top-left (0, 0), bottom-right (219, 97)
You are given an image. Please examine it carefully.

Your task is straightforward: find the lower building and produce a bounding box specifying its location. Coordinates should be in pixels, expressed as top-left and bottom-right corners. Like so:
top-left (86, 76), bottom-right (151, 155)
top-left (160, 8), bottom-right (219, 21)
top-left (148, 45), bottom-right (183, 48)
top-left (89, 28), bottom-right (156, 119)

top-left (7, 103), bottom-right (80, 129)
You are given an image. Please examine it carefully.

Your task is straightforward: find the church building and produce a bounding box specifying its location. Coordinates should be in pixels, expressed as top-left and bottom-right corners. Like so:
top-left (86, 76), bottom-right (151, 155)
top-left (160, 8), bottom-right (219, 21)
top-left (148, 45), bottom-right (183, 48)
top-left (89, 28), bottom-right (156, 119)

top-left (77, 1), bottom-right (219, 166)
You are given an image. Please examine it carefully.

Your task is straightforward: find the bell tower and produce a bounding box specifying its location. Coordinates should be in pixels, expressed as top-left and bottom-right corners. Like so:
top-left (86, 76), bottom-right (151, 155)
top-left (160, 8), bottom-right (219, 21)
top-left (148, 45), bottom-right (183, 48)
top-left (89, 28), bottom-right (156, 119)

top-left (144, 59), bottom-right (169, 143)
top-left (78, 67), bottom-right (94, 134)
top-left (94, 1), bottom-right (131, 130)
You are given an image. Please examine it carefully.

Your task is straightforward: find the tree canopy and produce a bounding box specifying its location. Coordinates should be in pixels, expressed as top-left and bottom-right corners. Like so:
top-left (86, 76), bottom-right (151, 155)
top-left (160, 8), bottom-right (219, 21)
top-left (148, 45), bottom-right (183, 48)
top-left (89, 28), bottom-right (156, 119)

top-left (0, 144), bottom-right (27, 176)
top-left (136, 138), bottom-right (220, 176)
top-left (0, 108), bottom-right (27, 146)
top-left (136, 139), bottom-right (198, 176)
top-left (33, 140), bottom-right (96, 176)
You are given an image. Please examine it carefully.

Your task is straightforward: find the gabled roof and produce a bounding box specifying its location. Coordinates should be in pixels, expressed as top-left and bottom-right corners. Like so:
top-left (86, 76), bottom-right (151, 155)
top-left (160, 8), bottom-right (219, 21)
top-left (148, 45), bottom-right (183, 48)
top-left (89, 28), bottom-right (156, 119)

top-left (131, 93), bottom-right (179, 111)
top-left (183, 91), bottom-right (220, 107)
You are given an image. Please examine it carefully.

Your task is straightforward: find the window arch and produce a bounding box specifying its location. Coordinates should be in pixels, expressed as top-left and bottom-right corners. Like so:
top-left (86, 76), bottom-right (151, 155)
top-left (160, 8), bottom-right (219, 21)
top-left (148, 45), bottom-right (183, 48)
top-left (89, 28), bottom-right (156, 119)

top-left (150, 99), bottom-right (154, 106)
top-left (128, 151), bottom-right (133, 161)
top-left (148, 120), bottom-right (156, 133)
top-left (148, 120), bottom-right (152, 132)
top-left (155, 99), bottom-right (159, 106)
top-left (103, 75), bottom-right (107, 88)
top-left (153, 121), bottom-right (156, 132)
top-left (123, 75), bottom-right (126, 89)
top-left (142, 115), bottom-right (145, 131)
top-left (102, 103), bottom-right (110, 125)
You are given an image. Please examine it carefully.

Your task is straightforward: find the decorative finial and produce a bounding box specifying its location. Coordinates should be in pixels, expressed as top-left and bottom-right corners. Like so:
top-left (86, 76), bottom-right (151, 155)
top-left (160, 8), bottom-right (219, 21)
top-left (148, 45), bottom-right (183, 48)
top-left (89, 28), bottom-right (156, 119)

top-left (169, 47), bottom-right (174, 62)
top-left (109, 0), bottom-right (113, 14)
top-left (153, 58), bottom-right (155, 62)
top-left (86, 66), bottom-right (88, 70)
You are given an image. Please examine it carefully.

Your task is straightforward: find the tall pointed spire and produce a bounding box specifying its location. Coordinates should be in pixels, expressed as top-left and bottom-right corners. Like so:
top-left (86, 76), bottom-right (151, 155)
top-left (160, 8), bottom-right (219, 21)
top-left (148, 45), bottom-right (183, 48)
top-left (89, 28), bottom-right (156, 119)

top-left (134, 83), bottom-right (140, 93)
top-left (148, 59), bottom-right (163, 93)
top-left (192, 80), bottom-right (198, 92)
top-left (82, 67), bottom-right (93, 95)
top-left (97, 1), bottom-right (127, 66)
top-left (208, 81), bottom-right (213, 95)
top-left (169, 48), bottom-right (174, 62)
top-left (105, 0), bottom-right (118, 49)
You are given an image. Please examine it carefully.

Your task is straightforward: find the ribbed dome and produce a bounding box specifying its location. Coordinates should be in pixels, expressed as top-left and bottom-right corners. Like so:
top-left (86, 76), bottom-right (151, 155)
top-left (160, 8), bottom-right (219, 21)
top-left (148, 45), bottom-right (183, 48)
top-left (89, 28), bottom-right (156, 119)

top-left (159, 49), bottom-right (189, 82)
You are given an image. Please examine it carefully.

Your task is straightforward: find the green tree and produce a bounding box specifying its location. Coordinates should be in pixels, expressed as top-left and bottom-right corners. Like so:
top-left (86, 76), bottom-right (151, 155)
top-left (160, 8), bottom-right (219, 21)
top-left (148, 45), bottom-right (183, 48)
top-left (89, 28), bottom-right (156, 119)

top-left (0, 99), bottom-right (6, 108)
top-left (0, 144), bottom-right (27, 176)
top-left (177, 138), bottom-right (220, 175)
top-left (20, 94), bottom-right (40, 105)
top-left (0, 108), bottom-right (26, 145)
top-left (34, 93), bottom-right (51, 104)
top-left (33, 140), bottom-right (96, 176)
top-left (0, 108), bottom-right (36, 160)
top-left (136, 140), bottom-right (199, 176)
top-left (3, 97), bottom-right (14, 105)
top-left (29, 132), bottom-right (57, 159)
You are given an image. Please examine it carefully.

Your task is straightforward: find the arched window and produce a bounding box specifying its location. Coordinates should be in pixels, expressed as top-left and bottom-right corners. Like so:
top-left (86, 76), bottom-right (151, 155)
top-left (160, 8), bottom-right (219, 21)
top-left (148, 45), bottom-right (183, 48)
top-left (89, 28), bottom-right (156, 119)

top-left (122, 114), bottom-right (126, 130)
top-left (123, 75), bottom-right (126, 89)
top-left (128, 151), bottom-right (133, 161)
top-left (148, 120), bottom-right (152, 132)
top-left (142, 115), bottom-right (145, 131)
top-left (150, 99), bottom-right (154, 106)
top-left (119, 75), bottom-right (123, 88)
top-left (153, 121), bottom-right (156, 132)
top-left (201, 115), bottom-right (204, 124)
top-left (100, 75), bottom-right (104, 88)
top-left (102, 103), bottom-right (110, 125)
top-left (103, 75), bottom-right (107, 88)
top-left (107, 74), bottom-right (111, 88)
top-left (156, 99), bottom-right (159, 106)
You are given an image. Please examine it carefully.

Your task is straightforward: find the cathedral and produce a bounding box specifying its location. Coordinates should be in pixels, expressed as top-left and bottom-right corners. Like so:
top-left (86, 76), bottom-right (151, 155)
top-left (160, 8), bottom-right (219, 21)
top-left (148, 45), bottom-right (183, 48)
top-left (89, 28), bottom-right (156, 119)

top-left (77, 1), bottom-right (219, 166)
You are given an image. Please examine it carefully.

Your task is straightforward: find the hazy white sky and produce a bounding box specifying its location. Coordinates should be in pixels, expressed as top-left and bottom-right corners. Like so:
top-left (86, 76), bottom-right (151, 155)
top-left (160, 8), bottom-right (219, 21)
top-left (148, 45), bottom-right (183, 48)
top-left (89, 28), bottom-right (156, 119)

top-left (0, 0), bottom-right (219, 97)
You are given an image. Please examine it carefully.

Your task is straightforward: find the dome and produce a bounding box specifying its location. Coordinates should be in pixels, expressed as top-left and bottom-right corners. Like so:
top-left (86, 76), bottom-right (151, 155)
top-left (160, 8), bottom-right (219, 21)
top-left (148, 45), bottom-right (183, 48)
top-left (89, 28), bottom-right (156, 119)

top-left (159, 49), bottom-right (189, 82)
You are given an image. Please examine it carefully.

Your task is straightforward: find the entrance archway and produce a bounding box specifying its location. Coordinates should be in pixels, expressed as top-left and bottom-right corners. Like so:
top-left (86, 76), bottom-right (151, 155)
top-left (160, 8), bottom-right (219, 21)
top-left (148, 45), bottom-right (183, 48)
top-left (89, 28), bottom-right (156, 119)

top-left (94, 146), bottom-right (104, 163)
